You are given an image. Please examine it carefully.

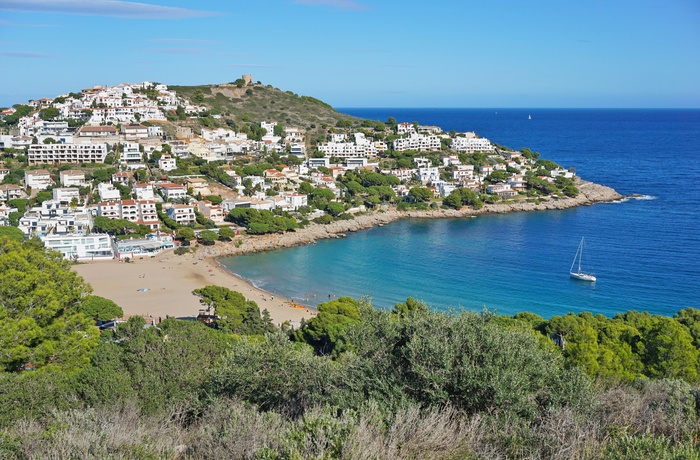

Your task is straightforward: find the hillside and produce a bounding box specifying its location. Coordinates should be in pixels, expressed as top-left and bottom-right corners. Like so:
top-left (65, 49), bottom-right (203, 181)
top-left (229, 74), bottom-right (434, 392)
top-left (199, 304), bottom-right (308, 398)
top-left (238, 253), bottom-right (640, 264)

top-left (170, 81), bottom-right (359, 131)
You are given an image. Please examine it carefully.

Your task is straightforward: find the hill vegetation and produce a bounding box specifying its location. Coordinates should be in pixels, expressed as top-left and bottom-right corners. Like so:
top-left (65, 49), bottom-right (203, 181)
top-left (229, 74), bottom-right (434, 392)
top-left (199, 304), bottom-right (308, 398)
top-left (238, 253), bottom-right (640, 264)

top-left (170, 81), bottom-right (358, 134)
top-left (1, 236), bottom-right (700, 458)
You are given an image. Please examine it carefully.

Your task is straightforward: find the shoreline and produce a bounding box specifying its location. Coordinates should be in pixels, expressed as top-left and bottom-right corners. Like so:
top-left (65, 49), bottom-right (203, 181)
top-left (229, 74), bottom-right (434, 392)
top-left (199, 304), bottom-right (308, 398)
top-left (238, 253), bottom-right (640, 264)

top-left (74, 180), bottom-right (623, 323)
top-left (206, 179), bottom-right (625, 258)
top-left (72, 250), bottom-right (316, 328)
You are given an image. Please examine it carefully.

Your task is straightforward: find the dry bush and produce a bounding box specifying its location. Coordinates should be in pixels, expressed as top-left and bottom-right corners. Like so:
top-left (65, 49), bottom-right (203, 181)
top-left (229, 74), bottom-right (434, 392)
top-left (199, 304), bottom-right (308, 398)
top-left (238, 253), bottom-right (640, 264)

top-left (183, 398), bottom-right (287, 459)
top-left (595, 379), bottom-right (698, 442)
top-left (528, 407), bottom-right (604, 460)
top-left (8, 402), bottom-right (185, 459)
top-left (339, 404), bottom-right (487, 460)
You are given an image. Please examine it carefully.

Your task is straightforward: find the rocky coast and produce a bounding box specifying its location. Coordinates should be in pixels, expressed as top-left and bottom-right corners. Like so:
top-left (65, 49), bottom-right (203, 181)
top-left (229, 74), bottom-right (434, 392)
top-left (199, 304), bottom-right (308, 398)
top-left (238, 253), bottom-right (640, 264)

top-left (204, 180), bottom-right (624, 259)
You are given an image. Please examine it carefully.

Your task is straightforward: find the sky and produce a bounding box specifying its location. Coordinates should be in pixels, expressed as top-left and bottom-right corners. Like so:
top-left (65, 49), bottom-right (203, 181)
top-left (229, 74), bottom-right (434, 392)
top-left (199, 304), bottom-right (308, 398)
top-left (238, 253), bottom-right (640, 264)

top-left (0, 0), bottom-right (699, 109)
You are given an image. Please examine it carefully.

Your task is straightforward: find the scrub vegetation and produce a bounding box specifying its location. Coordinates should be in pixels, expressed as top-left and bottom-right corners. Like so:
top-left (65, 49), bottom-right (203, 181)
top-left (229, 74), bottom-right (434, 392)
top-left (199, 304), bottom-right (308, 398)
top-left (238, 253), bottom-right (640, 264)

top-left (1, 236), bottom-right (700, 458)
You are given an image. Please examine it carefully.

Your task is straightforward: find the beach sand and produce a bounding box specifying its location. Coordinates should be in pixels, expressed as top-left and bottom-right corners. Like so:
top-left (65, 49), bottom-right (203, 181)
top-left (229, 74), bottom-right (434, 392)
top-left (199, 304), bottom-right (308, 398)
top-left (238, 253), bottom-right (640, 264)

top-left (72, 180), bottom-right (623, 325)
top-left (72, 251), bottom-right (314, 327)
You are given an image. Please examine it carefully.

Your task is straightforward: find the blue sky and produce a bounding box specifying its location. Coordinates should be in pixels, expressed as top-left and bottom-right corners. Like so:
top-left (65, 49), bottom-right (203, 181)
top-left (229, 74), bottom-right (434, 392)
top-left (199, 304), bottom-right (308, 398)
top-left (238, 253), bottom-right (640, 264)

top-left (1, 0), bottom-right (698, 108)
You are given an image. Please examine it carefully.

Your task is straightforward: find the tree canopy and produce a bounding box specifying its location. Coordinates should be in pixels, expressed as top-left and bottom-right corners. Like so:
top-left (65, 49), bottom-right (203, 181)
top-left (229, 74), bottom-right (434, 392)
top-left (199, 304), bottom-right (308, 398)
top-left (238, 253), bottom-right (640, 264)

top-left (193, 286), bottom-right (275, 335)
top-left (0, 238), bottom-right (99, 372)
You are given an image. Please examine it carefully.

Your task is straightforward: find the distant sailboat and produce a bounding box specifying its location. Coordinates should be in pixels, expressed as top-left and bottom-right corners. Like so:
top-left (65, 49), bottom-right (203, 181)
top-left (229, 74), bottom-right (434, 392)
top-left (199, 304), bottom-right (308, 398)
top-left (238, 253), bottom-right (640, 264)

top-left (528, 114), bottom-right (532, 120)
top-left (570, 237), bottom-right (596, 282)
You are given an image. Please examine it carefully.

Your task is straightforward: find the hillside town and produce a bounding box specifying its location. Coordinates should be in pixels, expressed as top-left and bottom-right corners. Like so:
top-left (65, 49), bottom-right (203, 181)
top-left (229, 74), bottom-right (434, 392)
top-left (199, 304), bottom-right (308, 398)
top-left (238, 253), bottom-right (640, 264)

top-left (0, 77), bottom-right (579, 261)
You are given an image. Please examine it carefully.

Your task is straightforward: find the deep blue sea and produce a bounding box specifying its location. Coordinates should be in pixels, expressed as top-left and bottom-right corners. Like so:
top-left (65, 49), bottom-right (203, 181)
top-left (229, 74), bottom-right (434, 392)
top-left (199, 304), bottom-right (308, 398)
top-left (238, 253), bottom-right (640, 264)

top-left (220, 109), bottom-right (700, 318)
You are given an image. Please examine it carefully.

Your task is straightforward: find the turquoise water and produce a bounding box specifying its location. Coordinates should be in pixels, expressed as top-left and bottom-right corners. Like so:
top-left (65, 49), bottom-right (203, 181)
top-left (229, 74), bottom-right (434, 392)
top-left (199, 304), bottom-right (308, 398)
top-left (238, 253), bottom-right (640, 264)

top-left (220, 109), bottom-right (700, 317)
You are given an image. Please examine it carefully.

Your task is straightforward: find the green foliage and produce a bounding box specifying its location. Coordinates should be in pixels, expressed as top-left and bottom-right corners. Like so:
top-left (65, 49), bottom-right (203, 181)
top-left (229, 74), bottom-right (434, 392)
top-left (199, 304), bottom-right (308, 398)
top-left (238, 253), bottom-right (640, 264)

top-left (193, 286), bottom-right (275, 335)
top-left (324, 201), bottom-right (345, 217)
top-left (0, 227), bottom-right (24, 242)
top-left (1, 105), bottom-right (32, 126)
top-left (485, 169), bottom-right (511, 183)
top-left (217, 226), bottom-right (236, 240)
top-left (443, 188), bottom-right (483, 210)
top-left (34, 190), bottom-right (52, 203)
top-left (505, 309), bottom-right (700, 384)
top-left (299, 95), bottom-right (333, 110)
top-left (202, 194), bottom-right (223, 204)
top-left (176, 227), bottom-right (195, 242)
top-left (77, 295), bottom-right (123, 322)
top-left (0, 238), bottom-right (99, 372)
top-left (226, 208), bottom-right (298, 235)
top-left (38, 107), bottom-right (60, 121)
top-left (292, 297), bottom-right (361, 355)
top-left (100, 317), bottom-right (234, 415)
top-left (408, 186), bottom-right (433, 202)
top-left (206, 333), bottom-right (360, 417)
top-left (198, 229), bottom-right (218, 245)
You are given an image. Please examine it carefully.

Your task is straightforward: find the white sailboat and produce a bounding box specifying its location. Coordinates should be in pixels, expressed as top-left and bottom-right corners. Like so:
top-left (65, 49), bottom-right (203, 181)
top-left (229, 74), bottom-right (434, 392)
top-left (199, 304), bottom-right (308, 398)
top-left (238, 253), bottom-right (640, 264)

top-left (570, 237), bottom-right (596, 282)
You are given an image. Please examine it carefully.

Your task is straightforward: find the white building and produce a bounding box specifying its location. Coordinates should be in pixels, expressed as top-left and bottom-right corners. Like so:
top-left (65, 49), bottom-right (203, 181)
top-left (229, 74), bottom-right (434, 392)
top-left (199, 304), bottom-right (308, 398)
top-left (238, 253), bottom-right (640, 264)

top-left (52, 188), bottom-right (80, 205)
top-left (133, 183), bottom-right (155, 200)
top-left (397, 122), bottom-right (416, 135)
top-left (120, 142), bottom-right (142, 165)
top-left (41, 233), bottom-right (115, 261)
top-left (77, 126), bottom-right (119, 138)
top-left (98, 182), bottom-right (121, 201)
top-left (418, 167), bottom-right (440, 184)
top-left (166, 204), bottom-right (196, 225)
top-left (0, 184), bottom-right (25, 201)
top-left (158, 153), bottom-right (177, 171)
top-left (59, 170), bottom-right (86, 187)
top-left (197, 200), bottom-right (224, 223)
top-left (28, 142), bottom-right (108, 165)
top-left (281, 193), bottom-right (308, 210)
top-left (121, 123), bottom-right (149, 139)
top-left (24, 170), bottom-right (53, 190)
top-left (393, 134), bottom-right (441, 152)
top-left (158, 183), bottom-right (187, 201)
top-left (451, 136), bottom-right (494, 153)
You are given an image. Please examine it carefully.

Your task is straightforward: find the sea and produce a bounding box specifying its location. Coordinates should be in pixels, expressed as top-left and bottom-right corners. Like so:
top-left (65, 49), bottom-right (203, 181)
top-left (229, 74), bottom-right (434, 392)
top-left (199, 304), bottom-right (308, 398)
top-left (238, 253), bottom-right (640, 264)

top-left (220, 109), bottom-right (700, 318)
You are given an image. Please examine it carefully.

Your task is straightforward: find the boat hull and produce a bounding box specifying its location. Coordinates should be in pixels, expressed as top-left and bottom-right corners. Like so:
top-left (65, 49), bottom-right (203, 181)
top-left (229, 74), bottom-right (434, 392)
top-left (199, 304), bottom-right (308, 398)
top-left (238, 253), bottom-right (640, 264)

top-left (570, 271), bottom-right (596, 282)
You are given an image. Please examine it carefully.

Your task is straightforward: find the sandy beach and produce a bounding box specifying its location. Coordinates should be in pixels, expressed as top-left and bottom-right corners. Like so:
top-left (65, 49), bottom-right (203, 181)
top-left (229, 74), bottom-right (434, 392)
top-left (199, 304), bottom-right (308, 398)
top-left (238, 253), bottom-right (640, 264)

top-left (72, 251), bottom-right (315, 327)
top-left (74, 180), bottom-right (623, 324)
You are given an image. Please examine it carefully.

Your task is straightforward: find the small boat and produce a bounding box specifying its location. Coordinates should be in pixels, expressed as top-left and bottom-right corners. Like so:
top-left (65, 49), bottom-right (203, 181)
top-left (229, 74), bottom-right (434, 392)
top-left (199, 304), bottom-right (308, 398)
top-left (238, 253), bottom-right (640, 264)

top-left (570, 237), bottom-right (596, 282)
top-left (528, 114), bottom-right (532, 120)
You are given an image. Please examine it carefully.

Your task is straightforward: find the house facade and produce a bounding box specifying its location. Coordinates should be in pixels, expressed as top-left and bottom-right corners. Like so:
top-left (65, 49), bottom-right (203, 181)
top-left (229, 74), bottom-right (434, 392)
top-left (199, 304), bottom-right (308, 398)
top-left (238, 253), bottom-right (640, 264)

top-left (24, 170), bottom-right (53, 190)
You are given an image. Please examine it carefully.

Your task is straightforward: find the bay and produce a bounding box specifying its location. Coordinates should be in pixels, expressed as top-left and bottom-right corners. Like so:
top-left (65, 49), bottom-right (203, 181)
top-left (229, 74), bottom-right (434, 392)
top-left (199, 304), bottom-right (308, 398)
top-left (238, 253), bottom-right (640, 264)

top-left (220, 109), bottom-right (700, 317)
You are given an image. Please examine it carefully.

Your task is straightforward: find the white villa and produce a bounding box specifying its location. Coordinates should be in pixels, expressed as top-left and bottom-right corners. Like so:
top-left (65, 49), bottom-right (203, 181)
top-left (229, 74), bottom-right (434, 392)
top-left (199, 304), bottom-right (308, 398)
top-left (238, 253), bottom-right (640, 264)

top-left (59, 170), bottom-right (86, 187)
top-left (24, 170), bottom-right (53, 190)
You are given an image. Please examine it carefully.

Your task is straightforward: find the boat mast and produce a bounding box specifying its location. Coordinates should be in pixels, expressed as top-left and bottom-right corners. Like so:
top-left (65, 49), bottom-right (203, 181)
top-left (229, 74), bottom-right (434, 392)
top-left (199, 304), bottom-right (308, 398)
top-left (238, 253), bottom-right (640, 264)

top-left (578, 238), bottom-right (584, 273)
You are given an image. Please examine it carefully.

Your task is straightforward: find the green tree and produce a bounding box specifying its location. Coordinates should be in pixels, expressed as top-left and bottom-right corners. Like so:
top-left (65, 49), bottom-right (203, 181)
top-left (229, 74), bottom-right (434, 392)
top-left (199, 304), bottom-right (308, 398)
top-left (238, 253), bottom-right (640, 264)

top-left (198, 230), bottom-right (218, 246)
top-left (176, 227), bottom-right (196, 244)
top-left (217, 227), bottom-right (236, 240)
top-left (78, 295), bottom-right (124, 322)
top-left (325, 201), bottom-right (345, 217)
top-left (193, 286), bottom-right (275, 335)
top-left (38, 107), bottom-right (60, 121)
top-left (409, 186), bottom-right (433, 202)
top-left (0, 238), bottom-right (99, 372)
top-left (0, 227), bottom-right (24, 242)
top-left (644, 318), bottom-right (699, 382)
top-left (292, 297), bottom-right (361, 355)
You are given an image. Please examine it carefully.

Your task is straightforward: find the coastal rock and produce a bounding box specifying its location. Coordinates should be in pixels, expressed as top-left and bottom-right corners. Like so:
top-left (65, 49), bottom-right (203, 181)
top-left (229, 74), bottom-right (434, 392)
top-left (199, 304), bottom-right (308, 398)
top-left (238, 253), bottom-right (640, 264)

top-left (204, 180), bottom-right (624, 259)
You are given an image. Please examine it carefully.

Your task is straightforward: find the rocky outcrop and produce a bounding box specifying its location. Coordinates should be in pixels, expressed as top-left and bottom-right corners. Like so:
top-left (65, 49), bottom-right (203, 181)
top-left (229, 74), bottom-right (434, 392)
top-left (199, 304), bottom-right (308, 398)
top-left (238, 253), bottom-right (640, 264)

top-left (200, 180), bottom-right (624, 260)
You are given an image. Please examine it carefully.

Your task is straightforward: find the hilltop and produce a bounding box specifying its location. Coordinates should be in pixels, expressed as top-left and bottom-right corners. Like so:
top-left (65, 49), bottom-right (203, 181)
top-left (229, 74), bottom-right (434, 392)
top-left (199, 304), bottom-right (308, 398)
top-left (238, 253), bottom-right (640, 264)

top-left (170, 79), bottom-right (358, 133)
